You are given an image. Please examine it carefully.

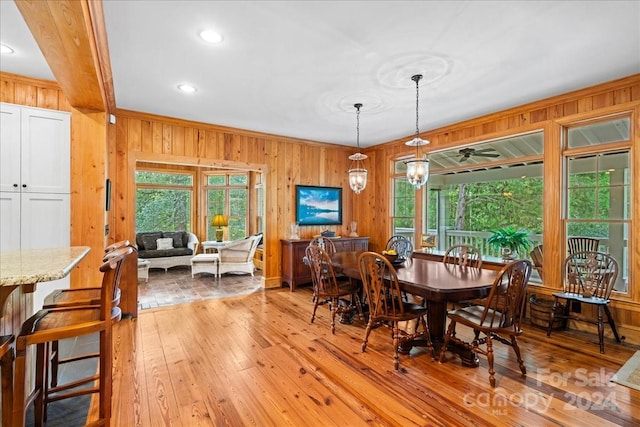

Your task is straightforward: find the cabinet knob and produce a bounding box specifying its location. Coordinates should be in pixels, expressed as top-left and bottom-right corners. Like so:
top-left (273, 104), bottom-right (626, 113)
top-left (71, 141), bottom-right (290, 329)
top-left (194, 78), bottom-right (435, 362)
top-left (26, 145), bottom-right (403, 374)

top-left (13, 183), bottom-right (18, 188)
top-left (22, 184), bottom-right (27, 188)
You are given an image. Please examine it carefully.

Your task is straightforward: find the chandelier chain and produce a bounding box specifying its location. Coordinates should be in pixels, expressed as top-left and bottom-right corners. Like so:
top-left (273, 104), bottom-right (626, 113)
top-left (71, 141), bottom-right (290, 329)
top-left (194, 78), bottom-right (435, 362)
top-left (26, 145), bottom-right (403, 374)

top-left (415, 76), bottom-right (420, 138)
top-left (357, 105), bottom-right (360, 149)
top-left (355, 102), bottom-right (362, 150)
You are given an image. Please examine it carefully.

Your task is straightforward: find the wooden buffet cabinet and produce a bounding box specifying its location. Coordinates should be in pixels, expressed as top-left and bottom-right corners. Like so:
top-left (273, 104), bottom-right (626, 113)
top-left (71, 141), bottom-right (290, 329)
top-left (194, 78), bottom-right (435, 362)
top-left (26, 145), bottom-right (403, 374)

top-left (280, 237), bottom-right (369, 291)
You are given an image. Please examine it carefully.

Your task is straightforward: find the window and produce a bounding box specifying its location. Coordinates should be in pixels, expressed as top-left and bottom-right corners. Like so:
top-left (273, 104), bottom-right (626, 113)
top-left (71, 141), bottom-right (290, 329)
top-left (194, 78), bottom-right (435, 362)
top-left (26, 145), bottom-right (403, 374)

top-left (205, 172), bottom-right (249, 241)
top-left (391, 160), bottom-right (416, 244)
top-left (564, 116), bottom-right (631, 293)
top-left (135, 170), bottom-right (193, 232)
top-left (423, 132), bottom-right (544, 260)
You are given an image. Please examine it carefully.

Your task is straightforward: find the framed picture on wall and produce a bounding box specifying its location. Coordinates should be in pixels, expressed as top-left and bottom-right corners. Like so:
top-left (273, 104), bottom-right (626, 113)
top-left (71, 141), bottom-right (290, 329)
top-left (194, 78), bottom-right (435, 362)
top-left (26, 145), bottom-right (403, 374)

top-left (295, 185), bottom-right (342, 226)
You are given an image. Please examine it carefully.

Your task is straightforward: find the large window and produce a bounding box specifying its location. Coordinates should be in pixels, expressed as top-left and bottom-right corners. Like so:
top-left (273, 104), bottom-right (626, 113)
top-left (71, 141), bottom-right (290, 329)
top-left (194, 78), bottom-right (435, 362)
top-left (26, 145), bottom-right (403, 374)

top-left (564, 117), bottom-right (631, 293)
top-left (205, 173), bottom-right (249, 241)
top-left (422, 132), bottom-right (544, 258)
top-left (135, 170), bottom-right (193, 232)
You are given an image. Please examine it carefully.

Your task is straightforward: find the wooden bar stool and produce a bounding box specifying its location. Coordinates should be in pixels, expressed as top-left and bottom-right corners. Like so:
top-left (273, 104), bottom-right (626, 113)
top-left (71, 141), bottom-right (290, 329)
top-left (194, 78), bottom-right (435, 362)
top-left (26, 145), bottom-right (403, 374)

top-left (12, 246), bottom-right (132, 426)
top-left (43, 241), bottom-right (134, 389)
top-left (1, 334), bottom-right (15, 427)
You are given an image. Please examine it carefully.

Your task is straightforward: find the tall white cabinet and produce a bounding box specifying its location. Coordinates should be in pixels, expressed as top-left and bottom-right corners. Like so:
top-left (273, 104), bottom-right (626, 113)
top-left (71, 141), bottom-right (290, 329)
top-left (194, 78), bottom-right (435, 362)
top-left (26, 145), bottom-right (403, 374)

top-left (0, 102), bottom-right (71, 313)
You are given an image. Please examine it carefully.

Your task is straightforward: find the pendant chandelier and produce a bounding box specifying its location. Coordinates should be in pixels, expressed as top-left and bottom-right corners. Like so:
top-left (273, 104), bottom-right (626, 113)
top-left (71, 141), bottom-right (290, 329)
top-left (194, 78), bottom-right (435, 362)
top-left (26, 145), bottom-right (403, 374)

top-left (404, 74), bottom-right (430, 190)
top-left (348, 103), bottom-right (368, 194)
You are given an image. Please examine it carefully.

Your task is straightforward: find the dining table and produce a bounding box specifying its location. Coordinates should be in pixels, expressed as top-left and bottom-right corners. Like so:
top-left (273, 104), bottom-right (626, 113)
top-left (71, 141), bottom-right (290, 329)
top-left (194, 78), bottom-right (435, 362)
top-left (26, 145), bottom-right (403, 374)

top-left (331, 251), bottom-right (500, 367)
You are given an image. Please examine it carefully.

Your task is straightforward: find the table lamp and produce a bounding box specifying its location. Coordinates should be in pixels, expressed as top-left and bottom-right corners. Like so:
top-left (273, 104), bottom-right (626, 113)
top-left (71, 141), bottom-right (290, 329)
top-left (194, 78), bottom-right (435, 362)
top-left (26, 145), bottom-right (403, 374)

top-left (211, 214), bottom-right (228, 242)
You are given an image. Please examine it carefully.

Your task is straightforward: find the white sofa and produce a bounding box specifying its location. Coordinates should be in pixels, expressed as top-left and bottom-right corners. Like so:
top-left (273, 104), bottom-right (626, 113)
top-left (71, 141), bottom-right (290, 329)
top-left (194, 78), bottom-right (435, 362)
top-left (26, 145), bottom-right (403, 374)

top-left (217, 234), bottom-right (262, 277)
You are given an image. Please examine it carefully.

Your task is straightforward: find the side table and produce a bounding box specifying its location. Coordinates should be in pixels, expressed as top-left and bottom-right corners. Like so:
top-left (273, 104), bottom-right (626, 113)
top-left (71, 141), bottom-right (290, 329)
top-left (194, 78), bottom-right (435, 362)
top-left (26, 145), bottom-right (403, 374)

top-left (138, 258), bottom-right (150, 282)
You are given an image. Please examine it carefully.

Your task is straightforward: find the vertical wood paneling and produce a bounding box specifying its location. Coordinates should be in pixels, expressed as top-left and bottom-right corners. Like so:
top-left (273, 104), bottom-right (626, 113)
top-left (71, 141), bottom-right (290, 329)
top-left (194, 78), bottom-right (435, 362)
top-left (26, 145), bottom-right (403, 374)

top-left (1, 72), bottom-right (639, 333)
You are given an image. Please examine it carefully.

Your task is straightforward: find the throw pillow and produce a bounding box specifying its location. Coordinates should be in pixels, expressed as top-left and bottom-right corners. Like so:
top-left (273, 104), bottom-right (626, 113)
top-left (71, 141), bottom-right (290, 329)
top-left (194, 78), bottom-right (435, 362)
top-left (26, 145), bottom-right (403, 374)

top-left (163, 231), bottom-right (186, 248)
top-left (156, 237), bottom-right (174, 250)
top-left (141, 233), bottom-right (162, 250)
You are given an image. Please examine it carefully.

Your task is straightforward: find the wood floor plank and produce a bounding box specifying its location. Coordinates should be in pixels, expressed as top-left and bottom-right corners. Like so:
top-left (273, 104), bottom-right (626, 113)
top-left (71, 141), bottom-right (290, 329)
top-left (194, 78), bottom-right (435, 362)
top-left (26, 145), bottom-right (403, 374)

top-left (103, 287), bottom-right (640, 427)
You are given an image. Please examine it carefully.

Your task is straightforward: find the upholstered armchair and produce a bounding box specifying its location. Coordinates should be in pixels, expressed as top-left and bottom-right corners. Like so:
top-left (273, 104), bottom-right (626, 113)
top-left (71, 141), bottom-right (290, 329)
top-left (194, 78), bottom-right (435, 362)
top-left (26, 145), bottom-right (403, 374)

top-left (217, 234), bottom-right (262, 277)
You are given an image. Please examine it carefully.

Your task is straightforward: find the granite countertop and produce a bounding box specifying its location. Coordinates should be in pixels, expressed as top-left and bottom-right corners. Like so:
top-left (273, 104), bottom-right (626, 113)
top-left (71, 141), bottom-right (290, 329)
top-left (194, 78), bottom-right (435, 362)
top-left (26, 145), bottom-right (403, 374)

top-left (0, 246), bottom-right (91, 286)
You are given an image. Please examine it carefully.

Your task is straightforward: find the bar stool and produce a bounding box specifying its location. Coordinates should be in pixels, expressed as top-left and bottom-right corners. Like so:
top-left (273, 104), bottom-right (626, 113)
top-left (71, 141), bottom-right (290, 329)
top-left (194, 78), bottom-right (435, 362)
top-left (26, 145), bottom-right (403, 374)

top-left (44, 241), bottom-right (134, 389)
top-left (1, 334), bottom-right (14, 427)
top-left (12, 246), bottom-right (132, 426)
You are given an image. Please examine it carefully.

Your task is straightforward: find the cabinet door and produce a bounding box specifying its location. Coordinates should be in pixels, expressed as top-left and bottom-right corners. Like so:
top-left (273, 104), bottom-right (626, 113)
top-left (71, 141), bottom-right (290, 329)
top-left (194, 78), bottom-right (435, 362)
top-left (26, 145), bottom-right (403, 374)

top-left (20, 193), bottom-right (71, 249)
top-left (20, 107), bottom-right (71, 194)
top-left (0, 192), bottom-right (21, 250)
top-left (0, 103), bottom-right (21, 192)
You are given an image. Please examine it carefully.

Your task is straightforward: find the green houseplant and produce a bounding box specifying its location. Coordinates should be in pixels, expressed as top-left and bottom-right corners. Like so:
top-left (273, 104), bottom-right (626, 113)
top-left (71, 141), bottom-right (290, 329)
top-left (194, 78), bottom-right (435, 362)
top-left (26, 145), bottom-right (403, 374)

top-left (487, 227), bottom-right (533, 260)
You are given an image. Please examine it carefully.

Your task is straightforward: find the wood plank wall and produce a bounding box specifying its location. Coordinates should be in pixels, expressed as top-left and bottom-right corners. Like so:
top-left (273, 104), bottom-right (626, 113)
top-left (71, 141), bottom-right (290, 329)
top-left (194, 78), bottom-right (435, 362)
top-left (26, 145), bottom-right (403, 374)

top-left (0, 72), bottom-right (108, 335)
top-left (2, 71), bottom-right (639, 342)
top-left (112, 110), bottom-right (362, 288)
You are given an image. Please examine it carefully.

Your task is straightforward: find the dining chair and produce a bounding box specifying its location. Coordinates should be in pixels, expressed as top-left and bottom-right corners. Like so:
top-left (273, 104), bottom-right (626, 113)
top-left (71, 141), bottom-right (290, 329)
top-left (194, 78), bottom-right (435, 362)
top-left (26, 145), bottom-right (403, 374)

top-left (43, 240), bottom-right (135, 390)
top-left (305, 245), bottom-right (363, 334)
top-left (567, 237), bottom-right (600, 255)
top-left (438, 259), bottom-right (532, 387)
top-left (385, 235), bottom-right (414, 260)
top-left (358, 251), bottom-right (433, 370)
top-left (12, 246), bottom-right (133, 426)
top-left (547, 251), bottom-right (621, 353)
top-left (443, 244), bottom-right (483, 268)
top-left (309, 236), bottom-right (337, 257)
top-left (530, 244), bottom-right (543, 281)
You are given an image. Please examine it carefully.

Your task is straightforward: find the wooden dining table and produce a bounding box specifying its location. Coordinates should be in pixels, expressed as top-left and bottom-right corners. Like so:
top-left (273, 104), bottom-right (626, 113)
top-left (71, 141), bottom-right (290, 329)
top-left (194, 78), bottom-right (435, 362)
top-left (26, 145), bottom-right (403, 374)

top-left (331, 251), bottom-right (500, 367)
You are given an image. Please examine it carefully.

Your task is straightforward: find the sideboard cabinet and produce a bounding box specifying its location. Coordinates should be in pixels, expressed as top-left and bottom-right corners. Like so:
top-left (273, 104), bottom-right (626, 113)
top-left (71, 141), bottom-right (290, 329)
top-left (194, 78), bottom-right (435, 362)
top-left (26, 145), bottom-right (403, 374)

top-left (281, 237), bottom-right (369, 291)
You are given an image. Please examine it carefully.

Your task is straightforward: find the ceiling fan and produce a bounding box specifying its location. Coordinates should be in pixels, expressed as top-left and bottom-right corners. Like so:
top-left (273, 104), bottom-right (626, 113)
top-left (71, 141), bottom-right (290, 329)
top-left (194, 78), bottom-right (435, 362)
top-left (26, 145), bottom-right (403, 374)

top-left (458, 147), bottom-right (500, 162)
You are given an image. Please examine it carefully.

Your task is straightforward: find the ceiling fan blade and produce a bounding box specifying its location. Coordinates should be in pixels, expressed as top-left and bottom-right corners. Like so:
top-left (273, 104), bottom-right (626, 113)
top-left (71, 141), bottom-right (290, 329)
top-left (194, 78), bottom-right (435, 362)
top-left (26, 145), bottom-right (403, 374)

top-left (459, 156), bottom-right (469, 162)
top-left (474, 148), bottom-right (498, 154)
top-left (474, 153), bottom-right (500, 157)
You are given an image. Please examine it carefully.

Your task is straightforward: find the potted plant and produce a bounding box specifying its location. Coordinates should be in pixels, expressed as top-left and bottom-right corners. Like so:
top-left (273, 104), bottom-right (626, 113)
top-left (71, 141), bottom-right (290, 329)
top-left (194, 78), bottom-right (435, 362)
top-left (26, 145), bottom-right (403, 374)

top-left (487, 227), bottom-right (533, 260)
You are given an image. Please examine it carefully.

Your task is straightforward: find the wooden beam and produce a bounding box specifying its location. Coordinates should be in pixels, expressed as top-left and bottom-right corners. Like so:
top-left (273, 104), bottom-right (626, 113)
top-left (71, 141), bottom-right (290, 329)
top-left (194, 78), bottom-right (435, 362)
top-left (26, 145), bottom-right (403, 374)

top-left (15, 0), bottom-right (109, 112)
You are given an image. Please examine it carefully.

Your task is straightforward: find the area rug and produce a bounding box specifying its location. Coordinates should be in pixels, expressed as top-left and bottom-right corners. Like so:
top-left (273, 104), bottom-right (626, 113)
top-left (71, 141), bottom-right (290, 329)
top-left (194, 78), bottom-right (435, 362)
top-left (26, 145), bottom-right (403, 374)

top-left (612, 351), bottom-right (640, 391)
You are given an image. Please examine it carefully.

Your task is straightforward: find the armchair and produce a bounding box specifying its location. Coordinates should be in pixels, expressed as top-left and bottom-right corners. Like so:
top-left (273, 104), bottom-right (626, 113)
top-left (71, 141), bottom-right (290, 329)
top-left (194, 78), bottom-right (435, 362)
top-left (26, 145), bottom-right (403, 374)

top-left (217, 234), bottom-right (262, 277)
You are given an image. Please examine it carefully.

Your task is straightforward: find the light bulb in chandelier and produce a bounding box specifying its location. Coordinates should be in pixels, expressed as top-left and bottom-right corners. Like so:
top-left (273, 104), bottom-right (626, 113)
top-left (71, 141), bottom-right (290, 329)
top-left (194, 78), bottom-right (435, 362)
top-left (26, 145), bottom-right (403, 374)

top-left (348, 103), bottom-right (368, 194)
top-left (403, 74), bottom-right (430, 190)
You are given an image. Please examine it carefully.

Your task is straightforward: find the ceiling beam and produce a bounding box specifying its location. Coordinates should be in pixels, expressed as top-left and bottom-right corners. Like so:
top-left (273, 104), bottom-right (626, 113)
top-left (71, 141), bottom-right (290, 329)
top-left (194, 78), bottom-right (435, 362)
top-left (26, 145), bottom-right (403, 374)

top-left (15, 0), bottom-right (114, 113)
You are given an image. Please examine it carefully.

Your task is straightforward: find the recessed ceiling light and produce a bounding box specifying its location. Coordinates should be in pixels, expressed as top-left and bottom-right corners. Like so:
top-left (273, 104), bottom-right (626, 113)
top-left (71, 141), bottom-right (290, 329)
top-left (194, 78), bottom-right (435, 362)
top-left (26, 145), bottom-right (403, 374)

top-left (178, 84), bottom-right (197, 93)
top-left (199, 30), bottom-right (223, 44)
top-left (1, 44), bottom-right (14, 54)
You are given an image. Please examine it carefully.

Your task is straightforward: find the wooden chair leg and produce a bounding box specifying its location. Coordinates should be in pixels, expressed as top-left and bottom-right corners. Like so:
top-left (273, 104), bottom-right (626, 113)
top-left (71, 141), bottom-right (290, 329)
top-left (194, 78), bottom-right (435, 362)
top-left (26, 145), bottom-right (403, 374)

top-left (511, 335), bottom-right (526, 376)
top-left (597, 306), bottom-right (605, 354)
top-left (50, 340), bottom-right (60, 387)
top-left (603, 305), bottom-right (622, 343)
top-left (438, 320), bottom-right (456, 363)
top-left (392, 322), bottom-right (400, 370)
top-left (35, 343), bottom-right (46, 425)
top-left (361, 319), bottom-right (374, 352)
top-left (99, 327), bottom-right (113, 423)
top-left (1, 338), bottom-right (14, 427)
top-left (486, 335), bottom-right (496, 387)
top-left (12, 342), bottom-right (27, 427)
top-left (330, 298), bottom-right (338, 334)
top-left (310, 299), bottom-right (320, 324)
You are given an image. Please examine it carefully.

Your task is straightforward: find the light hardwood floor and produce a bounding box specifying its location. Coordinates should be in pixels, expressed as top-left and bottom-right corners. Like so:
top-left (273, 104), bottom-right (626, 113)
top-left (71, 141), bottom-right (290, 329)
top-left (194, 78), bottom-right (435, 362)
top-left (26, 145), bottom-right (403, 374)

top-left (96, 286), bottom-right (639, 426)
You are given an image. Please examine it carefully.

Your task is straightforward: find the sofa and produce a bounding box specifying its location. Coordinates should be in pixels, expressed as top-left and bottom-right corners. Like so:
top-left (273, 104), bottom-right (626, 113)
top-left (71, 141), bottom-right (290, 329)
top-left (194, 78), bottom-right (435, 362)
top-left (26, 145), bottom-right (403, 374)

top-left (135, 231), bottom-right (199, 271)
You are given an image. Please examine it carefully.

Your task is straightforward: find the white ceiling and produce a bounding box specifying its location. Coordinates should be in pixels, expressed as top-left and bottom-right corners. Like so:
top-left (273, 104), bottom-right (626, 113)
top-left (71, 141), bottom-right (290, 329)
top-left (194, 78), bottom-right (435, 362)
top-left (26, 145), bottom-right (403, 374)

top-left (1, 1), bottom-right (639, 148)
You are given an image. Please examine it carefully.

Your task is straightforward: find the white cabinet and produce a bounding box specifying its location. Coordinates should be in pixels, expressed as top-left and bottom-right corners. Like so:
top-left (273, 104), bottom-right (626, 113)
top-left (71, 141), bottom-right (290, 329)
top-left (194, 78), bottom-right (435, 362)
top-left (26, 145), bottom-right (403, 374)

top-left (0, 103), bottom-right (71, 314)
top-left (1, 103), bottom-right (70, 194)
